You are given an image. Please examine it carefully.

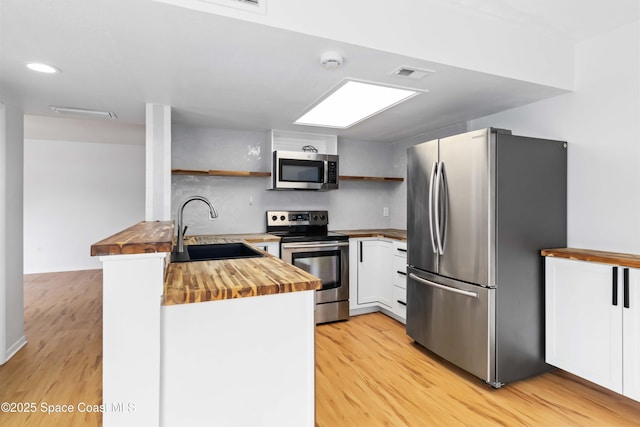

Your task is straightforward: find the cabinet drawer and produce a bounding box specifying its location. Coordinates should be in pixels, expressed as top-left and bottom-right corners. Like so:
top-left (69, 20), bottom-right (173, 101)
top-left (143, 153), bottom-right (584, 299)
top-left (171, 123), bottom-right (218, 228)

top-left (393, 240), bottom-right (407, 257)
top-left (393, 285), bottom-right (407, 320)
top-left (393, 255), bottom-right (408, 288)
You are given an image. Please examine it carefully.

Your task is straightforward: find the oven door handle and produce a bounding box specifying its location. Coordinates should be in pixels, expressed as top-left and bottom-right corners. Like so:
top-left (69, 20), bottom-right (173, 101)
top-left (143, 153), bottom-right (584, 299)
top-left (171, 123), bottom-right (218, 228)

top-left (281, 242), bottom-right (349, 249)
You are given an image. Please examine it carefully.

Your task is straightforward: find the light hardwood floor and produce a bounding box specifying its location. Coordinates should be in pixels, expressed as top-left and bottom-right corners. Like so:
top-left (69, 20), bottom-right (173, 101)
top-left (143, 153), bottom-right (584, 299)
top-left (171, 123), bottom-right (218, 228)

top-left (315, 314), bottom-right (640, 426)
top-left (0, 270), bottom-right (102, 427)
top-left (2, 270), bottom-right (640, 426)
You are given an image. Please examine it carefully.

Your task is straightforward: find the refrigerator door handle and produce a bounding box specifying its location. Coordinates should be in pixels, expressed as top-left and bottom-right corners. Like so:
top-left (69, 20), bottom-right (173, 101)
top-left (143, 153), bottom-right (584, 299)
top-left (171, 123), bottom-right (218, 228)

top-left (409, 273), bottom-right (478, 299)
top-left (439, 162), bottom-right (448, 254)
top-left (428, 162), bottom-right (438, 253)
top-left (434, 162), bottom-right (445, 255)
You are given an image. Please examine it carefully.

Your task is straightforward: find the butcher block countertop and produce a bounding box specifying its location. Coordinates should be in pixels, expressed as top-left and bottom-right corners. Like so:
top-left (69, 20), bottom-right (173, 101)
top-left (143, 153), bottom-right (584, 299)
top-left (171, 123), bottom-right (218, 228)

top-left (541, 248), bottom-right (640, 268)
top-left (90, 221), bottom-right (174, 256)
top-left (164, 236), bottom-right (320, 306)
top-left (183, 233), bottom-right (280, 244)
top-left (333, 228), bottom-right (407, 241)
top-left (92, 222), bottom-right (320, 305)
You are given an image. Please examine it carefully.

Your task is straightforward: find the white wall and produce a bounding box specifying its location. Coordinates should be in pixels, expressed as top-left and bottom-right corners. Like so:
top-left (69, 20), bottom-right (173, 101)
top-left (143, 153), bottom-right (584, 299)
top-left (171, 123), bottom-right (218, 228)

top-left (172, 125), bottom-right (398, 233)
top-left (469, 21), bottom-right (640, 253)
top-left (389, 123), bottom-right (469, 230)
top-left (23, 117), bottom-right (145, 273)
top-left (156, 0), bottom-right (575, 90)
top-left (0, 103), bottom-right (26, 364)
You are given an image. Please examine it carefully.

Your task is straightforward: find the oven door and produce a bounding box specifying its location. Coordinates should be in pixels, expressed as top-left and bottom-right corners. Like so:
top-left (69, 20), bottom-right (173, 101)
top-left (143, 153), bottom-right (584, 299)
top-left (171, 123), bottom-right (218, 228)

top-left (281, 241), bottom-right (349, 303)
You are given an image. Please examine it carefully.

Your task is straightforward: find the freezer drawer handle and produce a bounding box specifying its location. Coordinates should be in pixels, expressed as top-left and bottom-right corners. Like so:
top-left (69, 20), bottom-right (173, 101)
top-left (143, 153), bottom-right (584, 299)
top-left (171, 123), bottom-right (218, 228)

top-left (409, 273), bottom-right (478, 299)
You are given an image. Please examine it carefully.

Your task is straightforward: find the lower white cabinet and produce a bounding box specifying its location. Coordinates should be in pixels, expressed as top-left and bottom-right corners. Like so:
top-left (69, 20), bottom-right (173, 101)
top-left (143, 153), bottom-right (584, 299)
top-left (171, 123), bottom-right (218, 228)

top-left (356, 239), bottom-right (392, 307)
top-left (350, 238), bottom-right (407, 323)
top-left (391, 241), bottom-right (408, 321)
top-left (624, 266), bottom-right (640, 401)
top-left (545, 256), bottom-right (640, 402)
top-left (250, 241), bottom-right (280, 258)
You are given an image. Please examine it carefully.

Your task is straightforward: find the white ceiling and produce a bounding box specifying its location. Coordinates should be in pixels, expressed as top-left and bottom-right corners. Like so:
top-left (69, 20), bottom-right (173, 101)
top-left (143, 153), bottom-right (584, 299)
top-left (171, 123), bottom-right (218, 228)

top-left (1, 0), bottom-right (638, 143)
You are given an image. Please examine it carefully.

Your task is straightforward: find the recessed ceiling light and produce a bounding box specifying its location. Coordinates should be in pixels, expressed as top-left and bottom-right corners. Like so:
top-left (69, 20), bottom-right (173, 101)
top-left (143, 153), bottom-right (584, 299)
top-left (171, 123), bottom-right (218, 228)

top-left (26, 62), bottom-right (61, 74)
top-left (50, 106), bottom-right (117, 119)
top-left (294, 80), bottom-right (420, 129)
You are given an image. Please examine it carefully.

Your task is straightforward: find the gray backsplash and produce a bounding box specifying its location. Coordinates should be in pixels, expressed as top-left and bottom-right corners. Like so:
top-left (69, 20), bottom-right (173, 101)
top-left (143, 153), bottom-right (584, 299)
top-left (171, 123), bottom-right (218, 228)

top-left (172, 125), bottom-right (397, 234)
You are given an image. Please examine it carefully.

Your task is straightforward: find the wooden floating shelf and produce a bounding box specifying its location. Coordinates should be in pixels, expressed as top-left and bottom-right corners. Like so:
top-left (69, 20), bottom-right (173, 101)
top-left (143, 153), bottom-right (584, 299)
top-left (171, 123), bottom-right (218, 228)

top-left (339, 175), bottom-right (404, 182)
top-left (172, 169), bottom-right (271, 177)
top-left (171, 169), bottom-right (404, 182)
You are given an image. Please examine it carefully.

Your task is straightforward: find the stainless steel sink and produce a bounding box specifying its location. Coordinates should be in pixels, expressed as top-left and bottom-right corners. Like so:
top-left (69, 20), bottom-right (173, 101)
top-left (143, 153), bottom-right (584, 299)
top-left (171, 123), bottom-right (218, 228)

top-left (171, 243), bottom-right (265, 263)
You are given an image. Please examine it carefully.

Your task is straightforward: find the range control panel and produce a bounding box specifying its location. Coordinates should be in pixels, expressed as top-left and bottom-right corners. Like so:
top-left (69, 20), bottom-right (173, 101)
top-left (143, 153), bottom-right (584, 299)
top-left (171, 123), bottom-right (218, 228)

top-left (266, 210), bottom-right (329, 227)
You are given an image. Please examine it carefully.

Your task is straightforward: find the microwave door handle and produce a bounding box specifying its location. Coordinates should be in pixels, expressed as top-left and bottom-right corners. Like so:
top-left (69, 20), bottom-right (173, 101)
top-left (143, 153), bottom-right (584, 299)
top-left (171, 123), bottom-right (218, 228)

top-left (324, 159), bottom-right (329, 187)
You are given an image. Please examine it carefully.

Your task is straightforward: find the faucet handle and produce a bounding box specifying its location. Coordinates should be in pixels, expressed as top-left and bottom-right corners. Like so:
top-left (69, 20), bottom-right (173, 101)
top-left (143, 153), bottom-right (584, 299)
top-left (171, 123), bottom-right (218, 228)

top-left (182, 225), bottom-right (188, 237)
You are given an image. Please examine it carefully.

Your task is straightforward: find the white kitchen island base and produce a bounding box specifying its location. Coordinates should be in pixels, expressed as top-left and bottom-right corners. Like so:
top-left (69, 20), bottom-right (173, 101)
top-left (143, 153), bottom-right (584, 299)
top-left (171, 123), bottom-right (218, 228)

top-left (160, 290), bottom-right (316, 427)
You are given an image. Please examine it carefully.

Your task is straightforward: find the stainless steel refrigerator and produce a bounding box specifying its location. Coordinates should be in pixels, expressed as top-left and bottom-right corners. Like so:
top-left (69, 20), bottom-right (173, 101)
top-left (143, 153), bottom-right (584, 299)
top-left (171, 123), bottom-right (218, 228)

top-left (406, 128), bottom-right (567, 387)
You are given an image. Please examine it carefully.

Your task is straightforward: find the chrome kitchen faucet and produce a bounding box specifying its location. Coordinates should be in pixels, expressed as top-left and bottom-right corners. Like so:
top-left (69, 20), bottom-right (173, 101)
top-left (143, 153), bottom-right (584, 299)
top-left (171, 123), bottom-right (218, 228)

top-left (176, 196), bottom-right (218, 253)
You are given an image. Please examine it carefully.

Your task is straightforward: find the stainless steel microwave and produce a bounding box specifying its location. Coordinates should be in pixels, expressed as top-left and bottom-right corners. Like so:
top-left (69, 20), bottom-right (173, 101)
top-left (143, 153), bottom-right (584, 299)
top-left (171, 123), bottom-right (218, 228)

top-left (272, 151), bottom-right (339, 190)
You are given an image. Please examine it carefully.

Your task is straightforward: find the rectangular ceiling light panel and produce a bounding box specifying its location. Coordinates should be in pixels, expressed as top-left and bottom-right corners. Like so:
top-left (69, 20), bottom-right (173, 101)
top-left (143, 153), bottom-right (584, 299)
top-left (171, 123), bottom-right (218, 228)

top-left (294, 80), bottom-right (419, 129)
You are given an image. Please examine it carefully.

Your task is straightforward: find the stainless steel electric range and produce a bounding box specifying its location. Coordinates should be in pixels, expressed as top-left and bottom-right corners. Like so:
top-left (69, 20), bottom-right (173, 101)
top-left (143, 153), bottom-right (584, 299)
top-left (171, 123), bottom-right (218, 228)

top-left (266, 210), bottom-right (349, 324)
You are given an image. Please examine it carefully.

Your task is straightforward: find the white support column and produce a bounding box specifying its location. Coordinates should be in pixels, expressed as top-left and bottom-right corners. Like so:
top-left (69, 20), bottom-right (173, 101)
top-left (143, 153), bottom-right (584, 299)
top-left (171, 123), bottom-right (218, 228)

top-left (100, 253), bottom-right (166, 427)
top-left (0, 103), bottom-right (26, 365)
top-left (145, 104), bottom-right (171, 221)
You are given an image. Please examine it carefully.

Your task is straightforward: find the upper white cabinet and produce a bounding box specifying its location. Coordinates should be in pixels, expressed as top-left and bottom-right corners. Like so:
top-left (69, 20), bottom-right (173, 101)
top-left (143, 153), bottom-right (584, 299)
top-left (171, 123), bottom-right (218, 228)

top-left (544, 251), bottom-right (640, 402)
top-left (271, 130), bottom-right (337, 154)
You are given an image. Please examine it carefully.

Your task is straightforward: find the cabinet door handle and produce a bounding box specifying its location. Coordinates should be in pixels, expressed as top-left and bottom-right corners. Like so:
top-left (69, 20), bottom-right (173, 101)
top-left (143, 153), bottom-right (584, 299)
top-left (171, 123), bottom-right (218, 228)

top-left (624, 268), bottom-right (630, 309)
top-left (397, 271), bottom-right (407, 276)
top-left (397, 248), bottom-right (407, 253)
top-left (359, 241), bottom-right (363, 263)
top-left (613, 267), bottom-right (618, 306)
top-left (397, 300), bottom-right (407, 306)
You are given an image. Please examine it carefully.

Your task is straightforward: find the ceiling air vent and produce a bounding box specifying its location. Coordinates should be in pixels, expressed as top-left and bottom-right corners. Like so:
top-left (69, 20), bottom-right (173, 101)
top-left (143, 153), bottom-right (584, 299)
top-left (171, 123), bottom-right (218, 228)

top-left (391, 66), bottom-right (435, 80)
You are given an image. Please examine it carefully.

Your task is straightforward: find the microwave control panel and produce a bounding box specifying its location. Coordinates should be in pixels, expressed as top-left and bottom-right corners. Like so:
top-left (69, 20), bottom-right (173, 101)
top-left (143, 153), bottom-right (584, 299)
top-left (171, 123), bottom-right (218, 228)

top-left (327, 161), bottom-right (338, 184)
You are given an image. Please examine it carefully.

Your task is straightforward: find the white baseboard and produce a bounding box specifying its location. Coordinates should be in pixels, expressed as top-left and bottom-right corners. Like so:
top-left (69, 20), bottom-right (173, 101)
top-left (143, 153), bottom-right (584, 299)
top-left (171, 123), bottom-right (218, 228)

top-left (349, 306), bottom-right (380, 317)
top-left (1, 335), bottom-right (27, 365)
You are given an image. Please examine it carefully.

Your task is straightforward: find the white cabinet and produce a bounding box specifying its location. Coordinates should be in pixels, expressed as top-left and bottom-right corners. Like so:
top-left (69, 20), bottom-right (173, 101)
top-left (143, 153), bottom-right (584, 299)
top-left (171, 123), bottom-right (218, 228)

top-left (545, 256), bottom-right (640, 402)
top-left (250, 241), bottom-right (280, 258)
top-left (356, 239), bottom-right (393, 307)
top-left (624, 267), bottom-right (640, 401)
top-left (391, 241), bottom-right (407, 322)
top-left (349, 238), bottom-right (407, 324)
